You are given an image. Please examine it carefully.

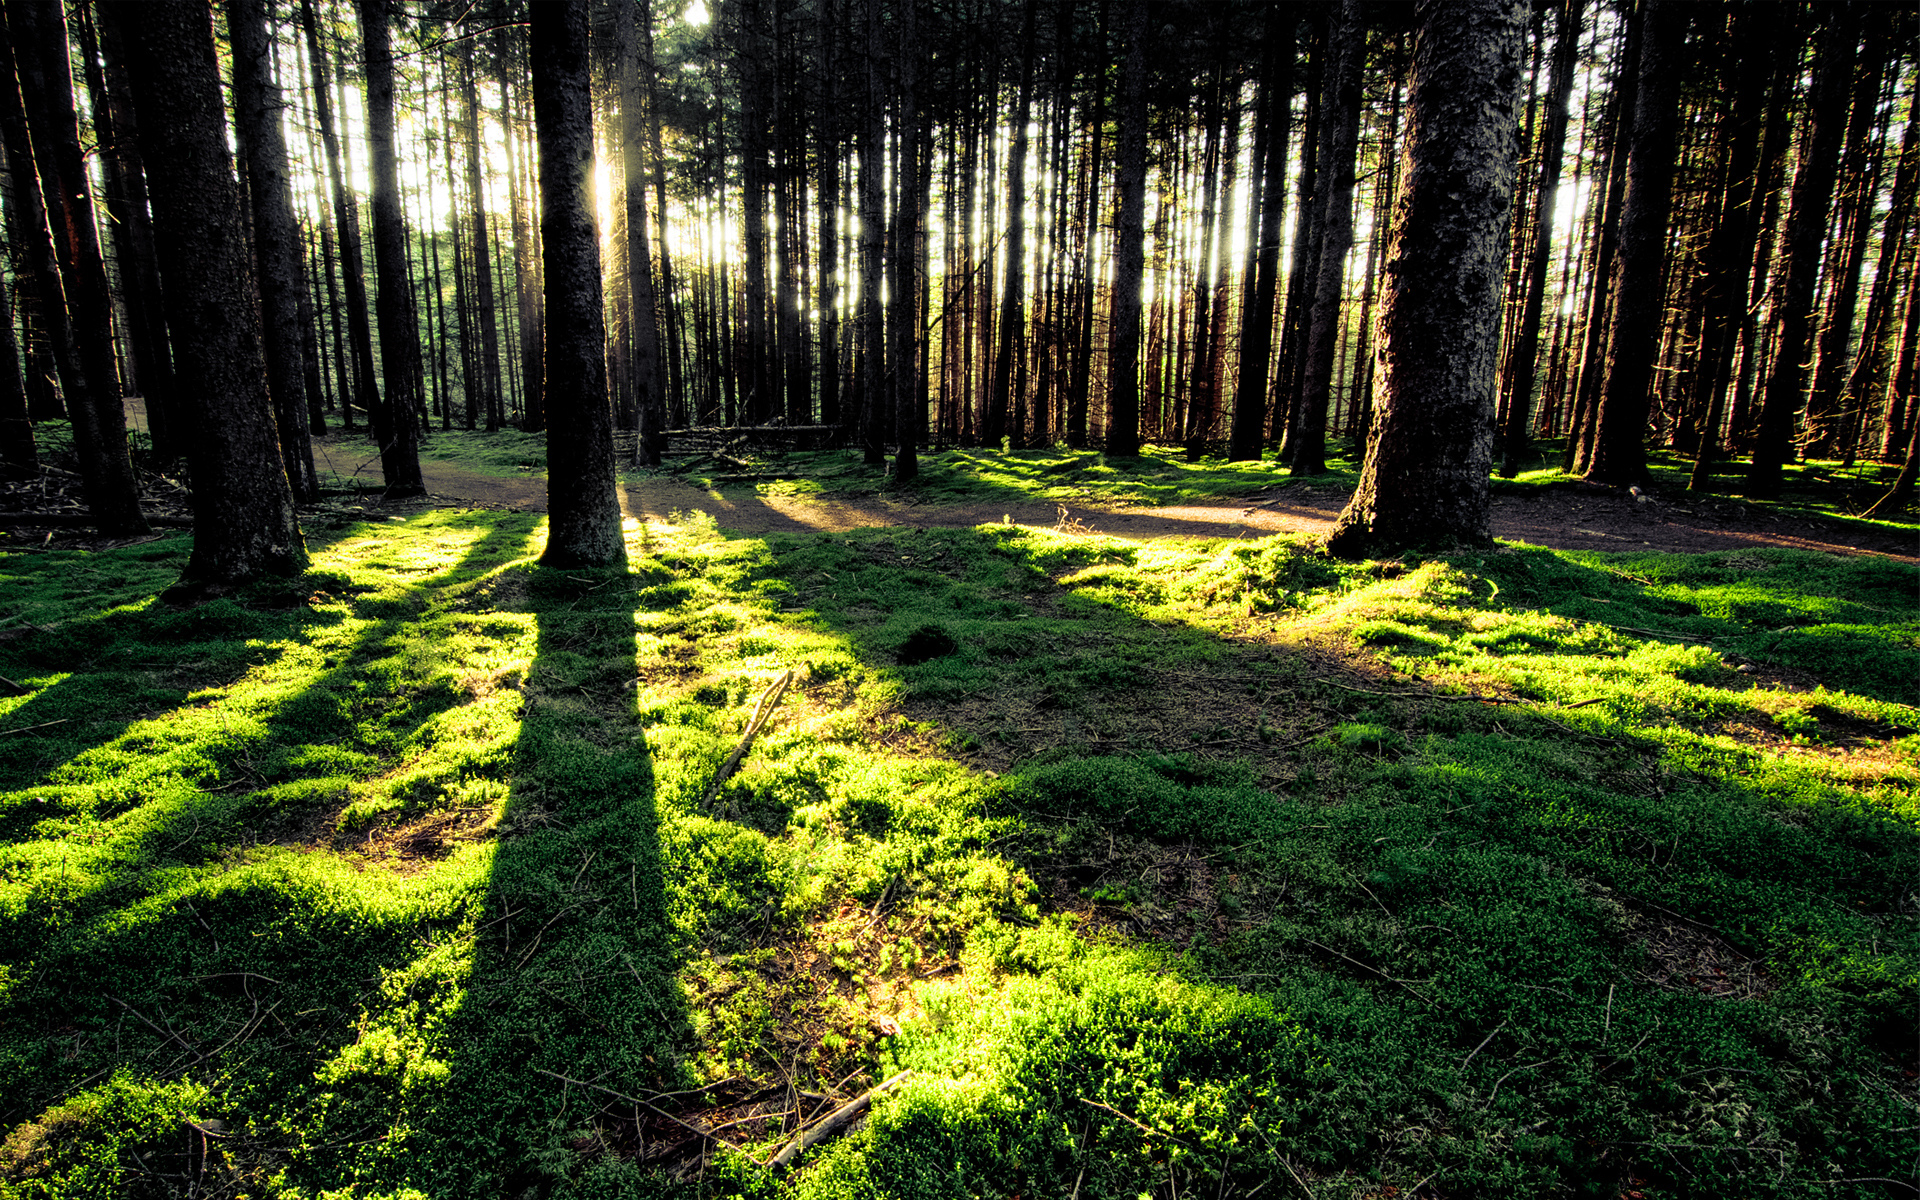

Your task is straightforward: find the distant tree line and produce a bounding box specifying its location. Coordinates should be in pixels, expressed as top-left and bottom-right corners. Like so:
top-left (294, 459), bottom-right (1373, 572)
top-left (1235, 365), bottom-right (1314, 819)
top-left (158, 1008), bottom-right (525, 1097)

top-left (0, 0), bottom-right (1915, 565)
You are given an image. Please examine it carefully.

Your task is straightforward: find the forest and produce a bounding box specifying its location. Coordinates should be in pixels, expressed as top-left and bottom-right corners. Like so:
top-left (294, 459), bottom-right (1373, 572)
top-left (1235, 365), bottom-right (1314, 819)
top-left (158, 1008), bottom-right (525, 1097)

top-left (0, 0), bottom-right (1917, 1198)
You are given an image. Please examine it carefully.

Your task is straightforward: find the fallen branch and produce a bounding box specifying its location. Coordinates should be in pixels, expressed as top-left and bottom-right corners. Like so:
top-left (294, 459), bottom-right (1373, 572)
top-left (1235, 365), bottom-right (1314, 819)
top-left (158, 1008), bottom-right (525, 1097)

top-left (767, 1070), bottom-right (911, 1170)
top-left (703, 670), bottom-right (795, 806)
top-left (0, 718), bottom-right (69, 738)
top-left (1302, 939), bottom-right (1433, 1006)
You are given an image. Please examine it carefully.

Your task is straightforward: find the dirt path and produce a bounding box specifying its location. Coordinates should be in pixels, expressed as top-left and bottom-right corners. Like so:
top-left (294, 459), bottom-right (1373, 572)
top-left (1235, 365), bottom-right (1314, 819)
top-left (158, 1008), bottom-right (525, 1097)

top-left (411, 460), bottom-right (1918, 563)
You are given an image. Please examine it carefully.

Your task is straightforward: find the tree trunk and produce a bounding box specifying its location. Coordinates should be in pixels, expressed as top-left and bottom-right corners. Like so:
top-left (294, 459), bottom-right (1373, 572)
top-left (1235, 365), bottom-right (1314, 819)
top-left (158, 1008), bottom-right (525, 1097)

top-left (1290, 0), bottom-right (1362, 477)
top-left (617, 0), bottom-right (665, 466)
top-left (105, 0), bottom-right (303, 584)
top-left (986, 0), bottom-right (1038, 448)
top-left (0, 263), bottom-right (35, 478)
top-left (858, 0), bottom-right (886, 463)
top-left (1106, 0), bottom-right (1149, 457)
top-left (531, 0), bottom-right (623, 568)
top-left (1497, 0), bottom-right (1582, 477)
top-left (1325, 0), bottom-right (1527, 556)
top-left (1745, 4), bottom-right (1858, 497)
top-left (3, 0), bottom-right (148, 534)
top-left (355, 0), bottom-right (425, 495)
top-left (301, 0), bottom-right (375, 433)
top-left (1229, 8), bottom-right (1294, 462)
top-left (815, 0), bottom-right (841, 429)
top-left (1686, 5), bottom-right (1770, 491)
top-left (76, 0), bottom-right (178, 459)
top-left (1583, 1), bottom-right (1684, 487)
top-left (1855, 99), bottom-right (1920, 462)
top-left (461, 36), bottom-right (507, 441)
top-left (891, 0), bottom-right (921, 481)
top-left (227, 0), bottom-right (319, 503)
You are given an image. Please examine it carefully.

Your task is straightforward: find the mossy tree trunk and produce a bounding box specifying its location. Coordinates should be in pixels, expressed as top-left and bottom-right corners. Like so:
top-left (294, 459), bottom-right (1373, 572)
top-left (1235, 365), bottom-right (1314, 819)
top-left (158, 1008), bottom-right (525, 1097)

top-left (1325, 0), bottom-right (1527, 557)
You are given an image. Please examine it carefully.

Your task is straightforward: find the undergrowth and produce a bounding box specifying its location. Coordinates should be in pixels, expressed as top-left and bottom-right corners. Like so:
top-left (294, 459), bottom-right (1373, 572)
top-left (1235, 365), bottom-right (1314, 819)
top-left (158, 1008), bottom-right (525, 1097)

top-left (0, 500), bottom-right (1913, 1199)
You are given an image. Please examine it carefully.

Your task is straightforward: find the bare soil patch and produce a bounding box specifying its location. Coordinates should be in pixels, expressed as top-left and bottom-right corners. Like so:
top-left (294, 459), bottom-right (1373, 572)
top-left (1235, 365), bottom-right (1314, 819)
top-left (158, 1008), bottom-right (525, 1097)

top-left (413, 459), bottom-right (1919, 563)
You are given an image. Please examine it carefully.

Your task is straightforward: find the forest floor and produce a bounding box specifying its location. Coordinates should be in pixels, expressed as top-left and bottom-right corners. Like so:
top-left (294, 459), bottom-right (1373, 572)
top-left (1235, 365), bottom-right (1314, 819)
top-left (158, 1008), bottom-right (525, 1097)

top-left (2, 426), bottom-right (1916, 1200)
top-left (398, 455), bottom-right (1919, 562)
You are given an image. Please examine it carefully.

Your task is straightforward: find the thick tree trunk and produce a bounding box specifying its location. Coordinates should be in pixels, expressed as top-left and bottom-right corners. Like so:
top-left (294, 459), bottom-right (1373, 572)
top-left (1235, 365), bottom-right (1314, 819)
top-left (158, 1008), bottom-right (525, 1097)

top-left (0, 270), bottom-right (34, 478)
top-left (106, 0), bottom-right (303, 584)
top-left (1106, 0), bottom-right (1149, 457)
top-left (302, 0), bottom-right (375, 433)
top-left (858, 0), bottom-right (886, 463)
top-left (1228, 8), bottom-right (1294, 462)
top-left (461, 37), bottom-right (507, 441)
top-left (3, 1), bottom-right (147, 534)
top-left (985, 0), bottom-right (1038, 448)
top-left (1290, 0), bottom-right (1362, 477)
top-left (356, 0), bottom-right (425, 495)
top-left (1583, 1), bottom-right (1684, 487)
top-left (1686, 5), bottom-right (1770, 491)
top-left (531, 0), bottom-right (623, 568)
top-left (1497, 0), bottom-right (1582, 477)
top-left (227, 0), bottom-right (319, 503)
top-left (1325, 0), bottom-right (1527, 557)
top-left (76, 0), bottom-right (177, 459)
top-left (617, 0), bottom-right (665, 466)
top-left (891, 0), bottom-right (921, 481)
top-left (1745, 6), bottom-right (1858, 497)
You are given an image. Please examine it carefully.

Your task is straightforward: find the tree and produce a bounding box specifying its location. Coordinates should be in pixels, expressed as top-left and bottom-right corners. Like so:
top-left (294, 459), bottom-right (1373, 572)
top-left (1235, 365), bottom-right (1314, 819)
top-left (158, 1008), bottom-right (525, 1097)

top-left (890, 0), bottom-right (922, 481)
top-left (1498, 0), bottom-right (1583, 477)
top-left (616, 0), bottom-right (665, 467)
top-left (103, 0), bottom-right (304, 585)
top-left (532, 0), bottom-right (624, 569)
top-left (1228, 8), bottom-right (1295, 462)
top-left (1289, 0), bottom-right (1363, 477)
top-left (2, 0), bottom-right (147, 534)
top-left (227, 0), bottom-right (319, 503)
top-left (1325, 0), bottom-right (1528, 556)
top-left (355, 0), bottom-right (426, 496)
top-left (1582, 0), bottom-right (1684, 486)
top-left (1746, 5), bottom-right (1857, 497)
top-left (1105, 0), bottom-right (1149, 458)
top-left (301, 0), bottom-right (375, 433)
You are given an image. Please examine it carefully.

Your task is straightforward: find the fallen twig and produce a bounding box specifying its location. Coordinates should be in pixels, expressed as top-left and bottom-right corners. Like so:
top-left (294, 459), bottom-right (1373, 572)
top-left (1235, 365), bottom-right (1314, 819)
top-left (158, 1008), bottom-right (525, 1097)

top-left (767, 1070), bottom-right (911, 1170)
top-left (1078, 1096), bottom-right (1188, 1145)
top-left (1302, 939), bottom-right (1433, 1006)
top-left (0, 717), bottom-right (68, 737)
top-left (703, 670), bottom-right (795, 806)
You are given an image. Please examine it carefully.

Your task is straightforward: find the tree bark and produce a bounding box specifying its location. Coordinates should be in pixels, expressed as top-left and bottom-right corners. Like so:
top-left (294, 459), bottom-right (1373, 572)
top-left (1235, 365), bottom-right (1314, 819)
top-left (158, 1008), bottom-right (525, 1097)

top-left (1325, 0), bottom-right (1527, 557)
top-left (301, 0), bottom-right (375, 433)
top-left (460, 36), bottom-right (506, 440)
top-left (227, 0), bottom-right (319, 503)
top-left (858, 0), bottom-right (886, 462)
top-left (531, 0), bottom-right (623, 568)
top-left (3, 0), bottom-right (147, 534)
top-left (355, 0), bottom-right (425, 495)
top-left (0, 262), bottom-right (34, 478)
top-left (1229, 8), bottom-right (1294, 462)
top-left (1106, 0), bottom-right (1149, 457)
top-left (890, 0), bottom-right (921, 481)
top-left (75, 0), bottom-right (178, 459)
top-left (105, 0), bottom-right (304, 584)
top-left (617, 0), bottom-right (665, 466)
top-left (1745, 5), bottom-right (1857, 497)
top-left (985, 0), bottom-right (1038, 448)
top-left (1583, 0), bottom-right (1684, 487)
top-left (1497, 0), bottom-right (1582, 477)
top-left (1290, 0), bottom-right (1363, 477)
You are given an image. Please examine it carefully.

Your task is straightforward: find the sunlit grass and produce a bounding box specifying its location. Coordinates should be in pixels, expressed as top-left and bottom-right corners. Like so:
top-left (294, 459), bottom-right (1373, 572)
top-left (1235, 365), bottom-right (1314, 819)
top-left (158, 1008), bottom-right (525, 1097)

top-left (0, 501), bottom-right (1913, 1197)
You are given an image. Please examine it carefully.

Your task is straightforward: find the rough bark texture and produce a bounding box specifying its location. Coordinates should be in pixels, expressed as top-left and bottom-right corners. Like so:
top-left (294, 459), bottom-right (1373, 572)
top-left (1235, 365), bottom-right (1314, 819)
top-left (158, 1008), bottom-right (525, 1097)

top-left (461, 37), bottom-right (506, 439)
top-left (0, 270), bottom-right (34, 478)
top-left (890, 0), bottom-right (921, 481)
top-left (4, 0), bottom-right (147, 534)
top-left (1498, 0), bottom-right (1582, 476)
top-left (1745, 5), bottom-right (1857, 497)
top-left (106, 0), bottom-right (304, 583)
top-left (1325, 0), bottom-right (1527, 556)
top-left (1228, 10), bottom-right (1293, 461)
top-left (227, 0), bottom-right (319, 503)
top-left (532, 0), bottom-right (624, 569)
top-left (79, 0), bottom-right (177, 458)
top-left (301, 0), bottom-right (376, 431)
top-left (616, 0), bottom-right (665, 467)
top-left (1583, 0), bottom-right (1683, 486)
top-left (1290, 0), bottom-right (1363, 477)
top-left (1105, 0), bottom-right (1149, 457)
top-left (355, 0), bottom-right (425, 496)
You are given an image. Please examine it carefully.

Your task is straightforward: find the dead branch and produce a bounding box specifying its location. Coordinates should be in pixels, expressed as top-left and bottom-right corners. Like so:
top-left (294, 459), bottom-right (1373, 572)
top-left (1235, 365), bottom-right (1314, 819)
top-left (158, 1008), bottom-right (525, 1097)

top-left (704, 670), bottom-right (795, 806)
top-left (767, 1070), bottom-right (911, 1171)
